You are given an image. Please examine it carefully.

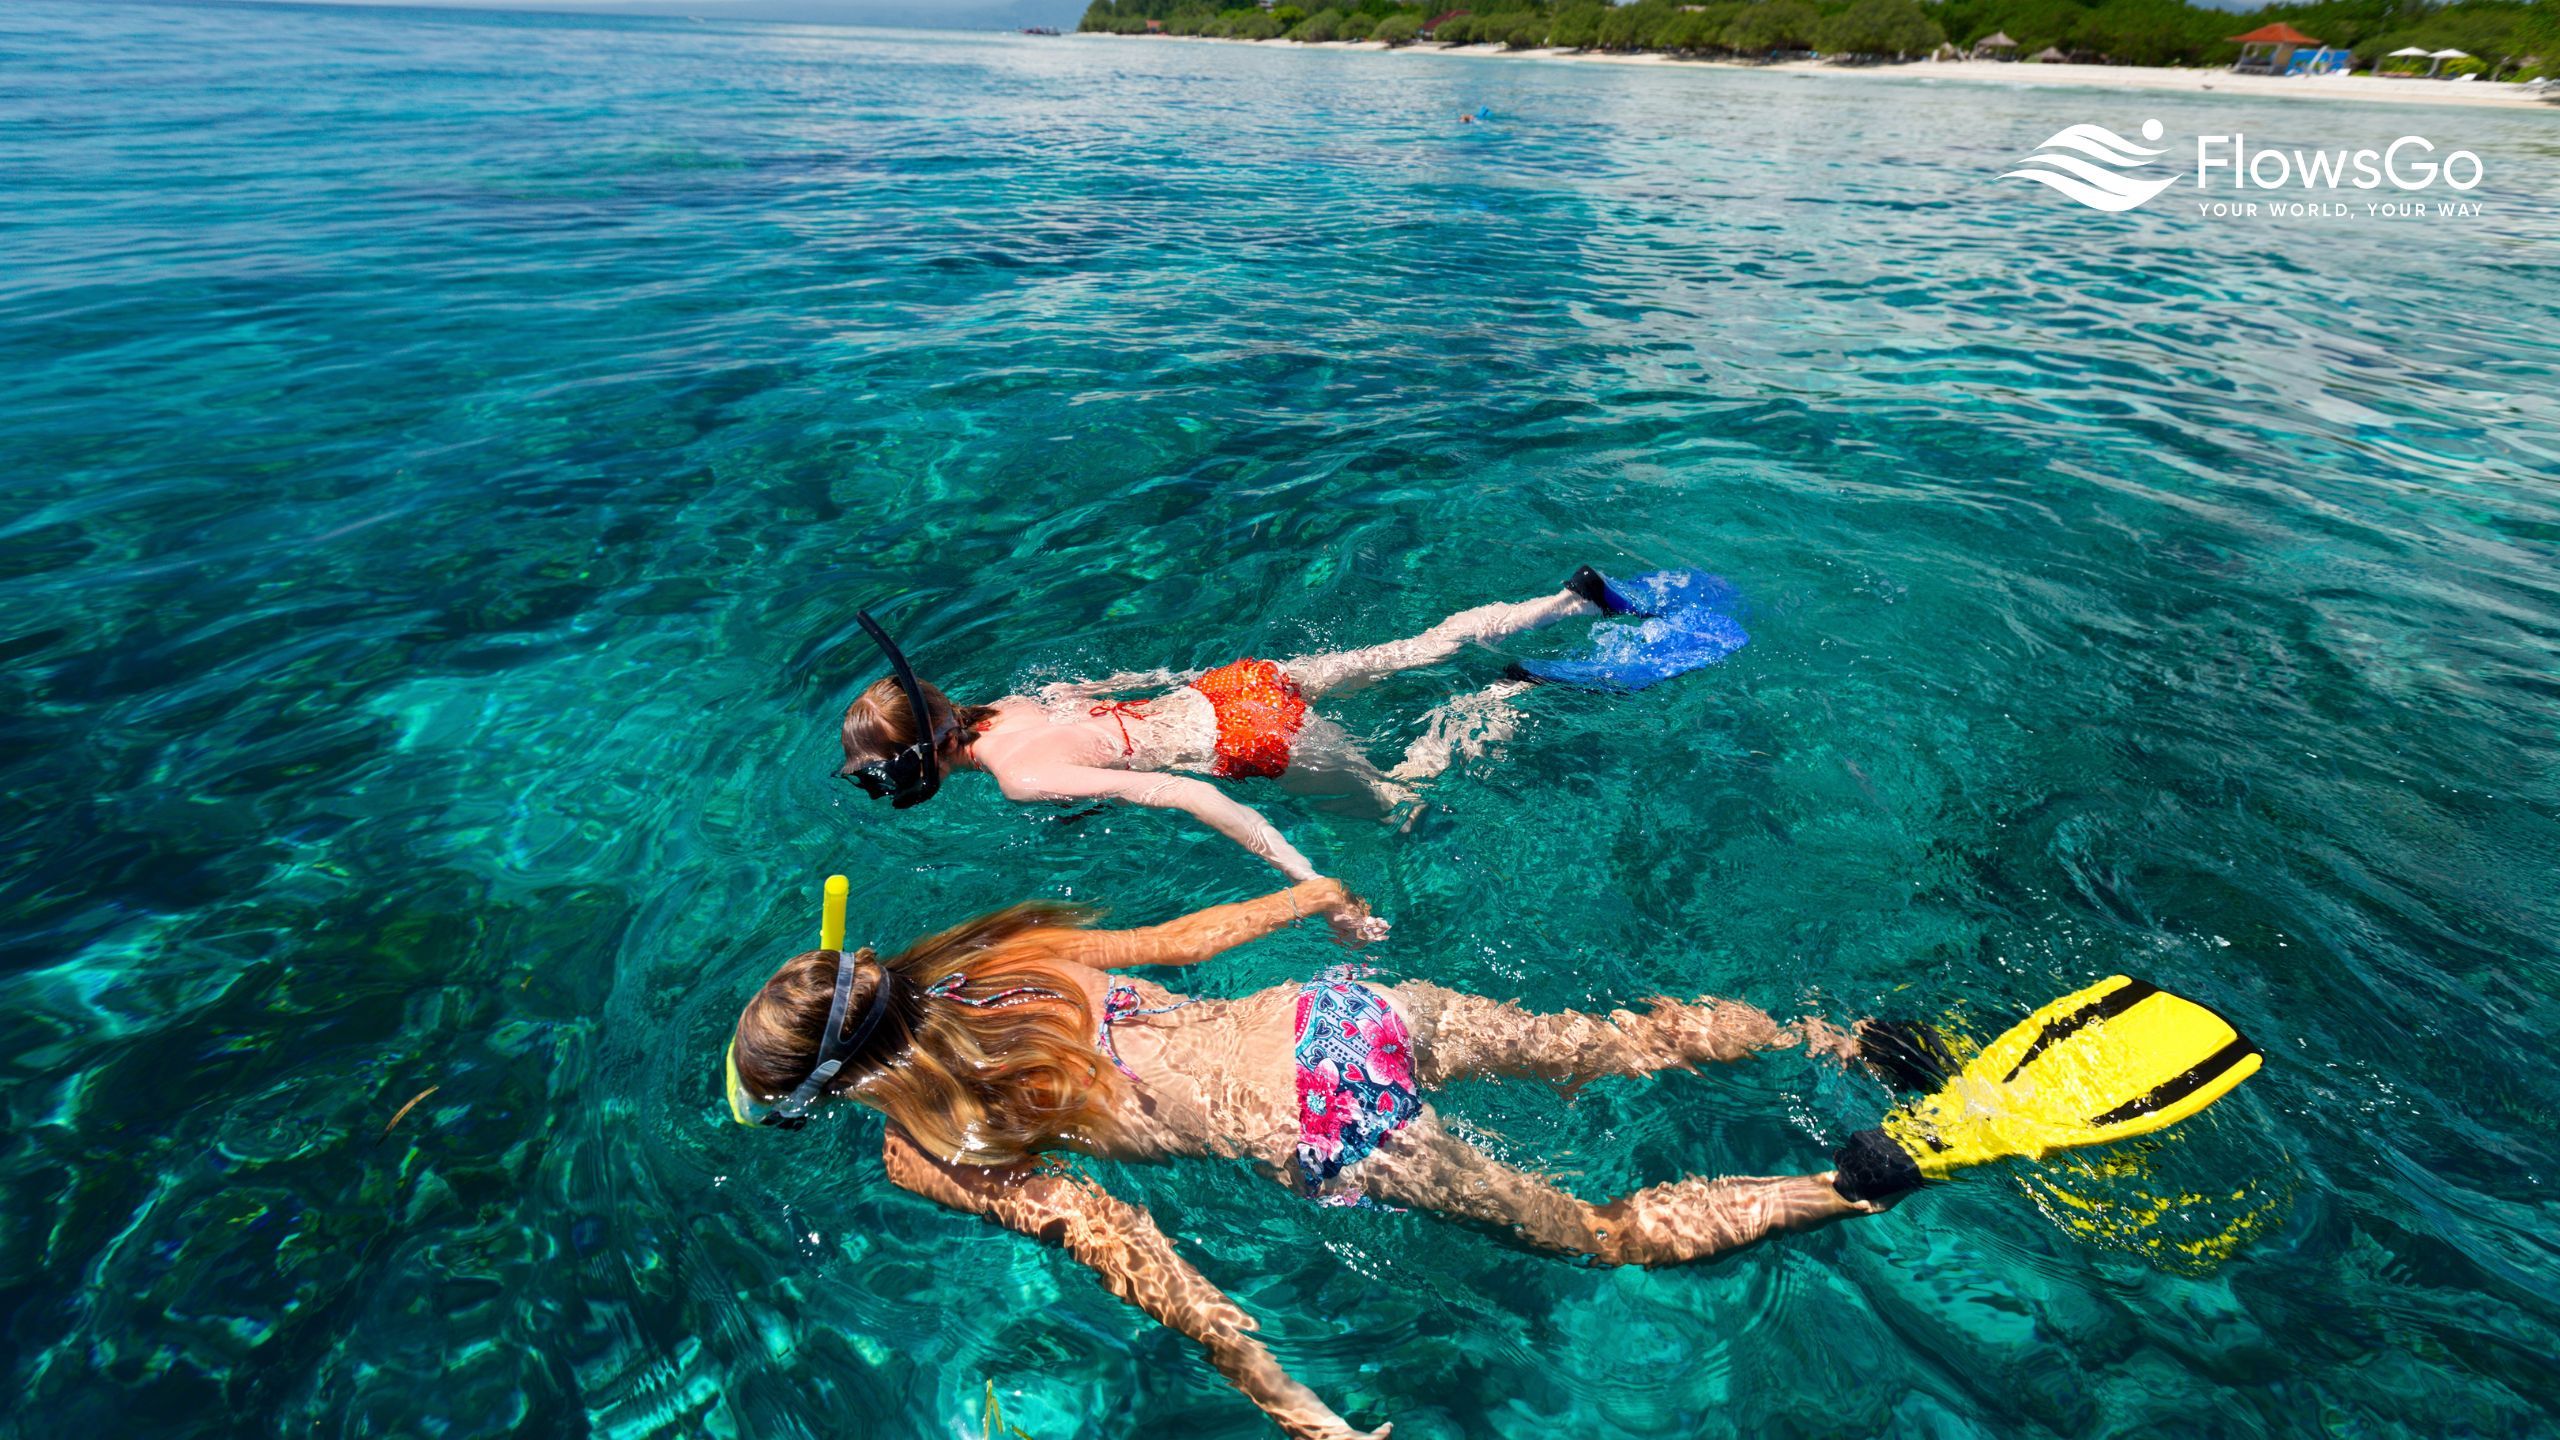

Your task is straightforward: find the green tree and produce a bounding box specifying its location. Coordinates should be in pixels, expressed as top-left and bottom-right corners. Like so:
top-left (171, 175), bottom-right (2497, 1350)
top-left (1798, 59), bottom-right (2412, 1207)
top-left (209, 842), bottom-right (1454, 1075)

top-left (1816, 0), bottom-right (1944, 55)
top-left (1673, 3), bottom-right (1746, 49)
top-left (2068, 0), bottom-right (2217, 64)
top-left (1289, 6), bottom-right (1349, 38)
top-left (1597, 0), bottom-right (1679, 48)
top-left (1272, 4), bottom-right (1308, 25)
top-left (1371, 11), bottom-right (1424, 41)
top-left (1505, 14), bottom-right (1550, 44)
top-left (1723, 0), bottom-right (1821, 52)
top-left (2522, 1), bottom-right (2560, 74)
top-left (1978, 0), bottom-right (2089, 53)
top-left (1654, 7), bottom-right (1705, 49)
top-left (1548, 2), bottom-right (1607, 46)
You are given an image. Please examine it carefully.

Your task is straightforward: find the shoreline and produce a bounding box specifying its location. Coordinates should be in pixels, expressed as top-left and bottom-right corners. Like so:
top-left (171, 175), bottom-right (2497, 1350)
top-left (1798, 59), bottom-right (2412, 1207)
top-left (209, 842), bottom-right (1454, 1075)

top-left (1088, 34), bottom-right (2560, 112)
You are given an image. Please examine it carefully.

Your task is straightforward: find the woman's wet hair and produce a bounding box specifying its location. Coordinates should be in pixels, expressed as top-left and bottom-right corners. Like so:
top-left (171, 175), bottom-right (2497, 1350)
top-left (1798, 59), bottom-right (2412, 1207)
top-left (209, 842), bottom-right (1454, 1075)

top-left (731, 946), bottom-right (919, 1100)
top-left (729, 904), bottom-right (1121, 1164)
top-left (840, 676), bottom-right (996, 770)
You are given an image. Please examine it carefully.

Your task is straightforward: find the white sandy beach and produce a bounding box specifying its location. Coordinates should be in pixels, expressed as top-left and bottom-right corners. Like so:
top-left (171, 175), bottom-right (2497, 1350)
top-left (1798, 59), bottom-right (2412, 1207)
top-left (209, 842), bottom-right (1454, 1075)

top-left (1106, 35), bottom-right (2560, 111)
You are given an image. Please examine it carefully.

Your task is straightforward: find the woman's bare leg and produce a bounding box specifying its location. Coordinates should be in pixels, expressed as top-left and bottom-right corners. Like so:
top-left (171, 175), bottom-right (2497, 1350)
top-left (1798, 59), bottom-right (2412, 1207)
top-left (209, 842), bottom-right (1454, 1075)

top-left (1285, 589), bottom-right (1597, 699)
top-left (1392, 981), bottom-right (1855, 1086)
top-left (1386, 678), bottom-right (1537, 783)
top-left (1279, 714), bottom-right (1419, 815)
top-left (1349, 1115), bottom-right (1884, 1266)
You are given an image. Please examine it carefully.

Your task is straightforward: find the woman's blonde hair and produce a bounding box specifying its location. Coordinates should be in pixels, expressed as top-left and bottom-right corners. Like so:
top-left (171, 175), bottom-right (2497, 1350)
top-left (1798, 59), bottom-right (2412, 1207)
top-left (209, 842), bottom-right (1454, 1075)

top-left (839, 676), bottom-right (996, 771)
top-left (729, 904), bottom-right (1123, 1165)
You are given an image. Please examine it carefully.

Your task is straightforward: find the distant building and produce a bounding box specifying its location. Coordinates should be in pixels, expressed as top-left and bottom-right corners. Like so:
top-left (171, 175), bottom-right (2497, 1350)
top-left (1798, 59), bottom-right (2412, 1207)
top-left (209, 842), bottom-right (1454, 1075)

top-left (1422, 9), bottom-right (1468, 38)
top-left (2228, 22), bottom-right (2321, 74)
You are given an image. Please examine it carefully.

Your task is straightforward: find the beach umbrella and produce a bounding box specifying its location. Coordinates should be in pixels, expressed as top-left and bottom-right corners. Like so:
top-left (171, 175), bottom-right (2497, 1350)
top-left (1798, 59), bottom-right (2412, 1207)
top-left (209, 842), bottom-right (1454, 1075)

top-left (2426, 46), bottom-right (2469, 76)
top-left (2387, 45), bottom-right (2429, 56)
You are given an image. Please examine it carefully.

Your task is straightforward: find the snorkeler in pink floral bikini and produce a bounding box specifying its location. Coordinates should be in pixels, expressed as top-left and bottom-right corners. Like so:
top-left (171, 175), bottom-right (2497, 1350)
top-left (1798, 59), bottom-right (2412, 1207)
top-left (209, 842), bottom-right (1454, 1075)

top-left (833, 569), bottom-right (1648, 902)
top-left (724, 881), bottom-right (1894, 1440)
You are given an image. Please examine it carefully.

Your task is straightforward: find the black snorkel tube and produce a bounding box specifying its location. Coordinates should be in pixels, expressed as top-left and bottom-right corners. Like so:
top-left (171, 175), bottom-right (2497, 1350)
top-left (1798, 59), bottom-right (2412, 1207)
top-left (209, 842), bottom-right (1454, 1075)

top-left (838, 608), bottom-right (957, 809)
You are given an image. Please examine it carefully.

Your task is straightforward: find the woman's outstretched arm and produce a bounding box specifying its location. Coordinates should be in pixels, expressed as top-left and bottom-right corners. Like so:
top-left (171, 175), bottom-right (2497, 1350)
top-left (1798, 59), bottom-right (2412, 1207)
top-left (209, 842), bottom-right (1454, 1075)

top-left (992, 762), bottom-right (1323, 883)
top-left (882, 1127), bottom-right (1387, 1440)
top-left (1061, 879), bottom-right (1375, 969)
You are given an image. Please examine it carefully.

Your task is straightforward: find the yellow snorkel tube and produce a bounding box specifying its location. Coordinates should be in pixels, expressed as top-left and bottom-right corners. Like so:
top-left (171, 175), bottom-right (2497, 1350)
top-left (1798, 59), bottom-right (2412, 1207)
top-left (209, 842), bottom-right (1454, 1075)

top-left (723, 875), bottom-right (851, 1126)
top-left (818, 872), bottom-right (849, 952)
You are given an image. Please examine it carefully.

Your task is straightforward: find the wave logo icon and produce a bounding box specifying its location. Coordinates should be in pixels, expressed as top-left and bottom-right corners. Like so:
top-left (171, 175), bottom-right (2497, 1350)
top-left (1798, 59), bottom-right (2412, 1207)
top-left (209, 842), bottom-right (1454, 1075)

top-left (2002, 118), bottom-right (2176, 212)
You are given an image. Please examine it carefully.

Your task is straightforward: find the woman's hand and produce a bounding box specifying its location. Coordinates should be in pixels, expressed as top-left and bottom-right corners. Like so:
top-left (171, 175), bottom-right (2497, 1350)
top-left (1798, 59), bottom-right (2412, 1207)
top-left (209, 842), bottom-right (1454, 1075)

top-left (1329, 898), bottom-right (1391, 949)
top-left (1296, 877), bottom-right (1389, 948)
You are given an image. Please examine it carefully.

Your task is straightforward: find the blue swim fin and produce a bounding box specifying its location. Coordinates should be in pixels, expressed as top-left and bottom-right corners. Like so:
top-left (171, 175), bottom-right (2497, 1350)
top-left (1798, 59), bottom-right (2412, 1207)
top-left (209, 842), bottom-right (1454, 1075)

top-left (1518, 568), bottom-right (1747, 692)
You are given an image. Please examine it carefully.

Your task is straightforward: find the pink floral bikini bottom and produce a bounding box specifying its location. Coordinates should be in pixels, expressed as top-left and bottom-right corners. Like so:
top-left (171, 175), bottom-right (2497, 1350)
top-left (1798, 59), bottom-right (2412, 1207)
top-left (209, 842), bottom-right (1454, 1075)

top-left (1293, 976), bottom-right (1420, 1196)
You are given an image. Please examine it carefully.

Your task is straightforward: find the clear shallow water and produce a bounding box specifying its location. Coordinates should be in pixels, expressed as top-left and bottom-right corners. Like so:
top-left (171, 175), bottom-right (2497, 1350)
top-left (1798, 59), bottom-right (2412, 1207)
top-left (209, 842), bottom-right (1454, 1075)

top-left (5, 3), bottom-right (2560, 1435)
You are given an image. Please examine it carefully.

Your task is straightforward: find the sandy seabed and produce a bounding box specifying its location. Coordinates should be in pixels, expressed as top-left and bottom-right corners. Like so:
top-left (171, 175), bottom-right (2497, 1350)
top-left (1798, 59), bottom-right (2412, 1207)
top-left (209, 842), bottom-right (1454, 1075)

top-left (1106, 35), bottom-right (2560, 111)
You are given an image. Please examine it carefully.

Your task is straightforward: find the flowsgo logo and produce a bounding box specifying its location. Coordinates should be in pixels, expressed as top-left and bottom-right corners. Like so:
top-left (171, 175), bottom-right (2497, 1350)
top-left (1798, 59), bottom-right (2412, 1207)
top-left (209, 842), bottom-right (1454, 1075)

top-left (2003, 118), bottom-right (2487, 220)
top-left (2003, 119), bottom-right (2179, 211)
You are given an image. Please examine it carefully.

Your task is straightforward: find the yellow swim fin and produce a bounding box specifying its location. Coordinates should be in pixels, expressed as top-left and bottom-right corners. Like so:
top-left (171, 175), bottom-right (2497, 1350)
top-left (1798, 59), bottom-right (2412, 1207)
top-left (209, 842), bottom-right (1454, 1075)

top-left (1833, 976), bottom-right (2261, 1203)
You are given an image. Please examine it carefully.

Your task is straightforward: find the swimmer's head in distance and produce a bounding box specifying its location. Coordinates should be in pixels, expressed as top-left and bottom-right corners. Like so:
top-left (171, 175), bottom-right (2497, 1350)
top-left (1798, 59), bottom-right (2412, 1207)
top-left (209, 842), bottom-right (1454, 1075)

top-left (837, 608), bottom-right (956, 808)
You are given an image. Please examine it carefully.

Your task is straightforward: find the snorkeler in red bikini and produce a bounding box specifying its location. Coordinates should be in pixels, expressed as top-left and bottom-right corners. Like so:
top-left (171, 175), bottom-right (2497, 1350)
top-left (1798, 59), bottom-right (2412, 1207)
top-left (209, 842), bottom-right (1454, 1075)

top-left (834, 569), bottom-right (1645, 903)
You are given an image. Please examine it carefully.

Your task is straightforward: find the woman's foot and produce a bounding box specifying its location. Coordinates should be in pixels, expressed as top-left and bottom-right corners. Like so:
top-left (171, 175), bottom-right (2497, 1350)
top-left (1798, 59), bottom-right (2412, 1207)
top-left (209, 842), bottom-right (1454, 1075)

top-left (1829, 1132), bottom-right (1924, 1205)
top-left (1792, 1016), bottom-right (1863, 1064)
top-left (1565, 565), bottom-right (1644, 616)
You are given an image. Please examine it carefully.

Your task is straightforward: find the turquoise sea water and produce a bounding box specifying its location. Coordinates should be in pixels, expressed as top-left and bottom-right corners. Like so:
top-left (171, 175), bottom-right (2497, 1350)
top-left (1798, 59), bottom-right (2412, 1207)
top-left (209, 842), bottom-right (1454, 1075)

top-left (6, 3), bottom-right (2560, 1436)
